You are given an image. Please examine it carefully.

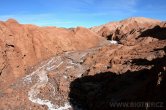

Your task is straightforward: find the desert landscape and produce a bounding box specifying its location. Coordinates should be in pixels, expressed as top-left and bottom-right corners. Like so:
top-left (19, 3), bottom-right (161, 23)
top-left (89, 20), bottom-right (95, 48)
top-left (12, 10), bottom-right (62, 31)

top-left (0, 17), bottom-right (165, 110)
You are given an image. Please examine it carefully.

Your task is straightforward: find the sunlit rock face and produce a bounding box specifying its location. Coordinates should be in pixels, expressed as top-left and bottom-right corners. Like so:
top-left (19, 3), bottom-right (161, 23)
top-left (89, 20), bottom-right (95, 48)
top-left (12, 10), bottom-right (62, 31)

top-left (0, 19), bottom-right (106, 88)
top-left (90, 17), bottom-right (163, 46)
top-left (0, 17), bottom-right (166, 110)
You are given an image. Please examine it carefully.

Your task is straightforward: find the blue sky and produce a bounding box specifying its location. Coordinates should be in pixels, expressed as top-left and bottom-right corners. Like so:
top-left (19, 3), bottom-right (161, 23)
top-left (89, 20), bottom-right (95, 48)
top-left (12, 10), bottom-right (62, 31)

top-left (0, 0), bottom-right (165, 28)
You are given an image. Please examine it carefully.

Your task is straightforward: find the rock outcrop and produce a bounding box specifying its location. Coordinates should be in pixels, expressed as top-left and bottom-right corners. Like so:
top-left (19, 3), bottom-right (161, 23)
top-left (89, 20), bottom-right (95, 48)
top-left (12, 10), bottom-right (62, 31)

top-left (0, 17), bottom-right (166, 110)
top-left (0, 19), bottom-right (105, 88)
top-left (90, 17), bottom-right (161, 40)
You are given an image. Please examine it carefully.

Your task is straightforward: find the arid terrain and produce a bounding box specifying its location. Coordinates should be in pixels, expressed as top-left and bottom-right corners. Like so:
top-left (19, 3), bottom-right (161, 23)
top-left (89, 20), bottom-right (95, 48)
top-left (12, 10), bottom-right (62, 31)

top-left (0, 17), bottom-right (166, 110)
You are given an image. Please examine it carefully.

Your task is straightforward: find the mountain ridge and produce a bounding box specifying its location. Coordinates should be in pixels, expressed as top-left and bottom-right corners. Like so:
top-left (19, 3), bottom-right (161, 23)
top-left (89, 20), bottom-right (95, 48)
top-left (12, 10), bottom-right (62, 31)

top-left (0, 17), bottom-right (166, 110)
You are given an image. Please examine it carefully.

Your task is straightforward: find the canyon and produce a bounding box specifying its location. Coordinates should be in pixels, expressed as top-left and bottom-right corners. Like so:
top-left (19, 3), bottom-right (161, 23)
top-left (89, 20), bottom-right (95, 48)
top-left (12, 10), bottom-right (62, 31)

top-left (0, 17), bottom-right (166, 110)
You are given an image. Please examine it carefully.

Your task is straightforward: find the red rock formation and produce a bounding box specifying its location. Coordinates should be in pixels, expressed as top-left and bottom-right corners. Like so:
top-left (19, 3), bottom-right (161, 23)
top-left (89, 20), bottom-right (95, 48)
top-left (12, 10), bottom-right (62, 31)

top-left (91, 17), bottom-right (161, 40)
top-left (0, 19), bottom-right (105, 88)
top-left (0, 17), bottom-right (166, 110)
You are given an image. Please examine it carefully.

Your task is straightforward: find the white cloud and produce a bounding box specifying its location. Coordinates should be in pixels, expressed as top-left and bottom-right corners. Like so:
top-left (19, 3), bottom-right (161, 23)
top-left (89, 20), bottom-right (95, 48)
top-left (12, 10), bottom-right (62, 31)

top-left (99, 0), bottom-right (138, 11)
top-left (80, 0), bottom-right (96, 5)
top-left (67, 0), bottom-right (138, 17)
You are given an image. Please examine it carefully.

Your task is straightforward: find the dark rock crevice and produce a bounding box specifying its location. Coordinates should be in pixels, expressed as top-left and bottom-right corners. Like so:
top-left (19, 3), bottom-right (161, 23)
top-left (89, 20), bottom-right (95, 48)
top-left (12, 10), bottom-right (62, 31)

top-left (139, 26), bottom-right (166, 40)
top-left (0, 62), bottom-right (6, 76)
top-left (5, 44), bottom-right (15, 48)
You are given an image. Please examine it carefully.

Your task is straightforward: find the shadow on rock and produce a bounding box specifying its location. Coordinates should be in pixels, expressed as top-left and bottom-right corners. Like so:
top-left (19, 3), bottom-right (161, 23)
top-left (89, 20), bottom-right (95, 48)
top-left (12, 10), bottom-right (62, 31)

top-left (139, 25), bottom-right (166, 40)
top-left (69, 57), bottom-right (166, 110)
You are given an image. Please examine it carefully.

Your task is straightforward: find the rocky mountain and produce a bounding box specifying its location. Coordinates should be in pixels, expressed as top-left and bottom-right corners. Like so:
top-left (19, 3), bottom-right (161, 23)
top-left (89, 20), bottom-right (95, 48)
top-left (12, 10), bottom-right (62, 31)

top-left (90, 17), bottom-right (160, 40)
top-left (0, 19), bottom-right (106, 88)
top-left (0, 17), bottom-right (166, 110)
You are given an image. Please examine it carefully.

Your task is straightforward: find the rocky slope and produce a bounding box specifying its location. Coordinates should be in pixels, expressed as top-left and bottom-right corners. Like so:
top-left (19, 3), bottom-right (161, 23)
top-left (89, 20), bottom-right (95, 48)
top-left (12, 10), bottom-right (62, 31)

top-left (90, 17), bottom-right (161, 40)
top-left (0, 17), bottom-right (166, 110)
top-left (0, 19), bottom-right (105, 88)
